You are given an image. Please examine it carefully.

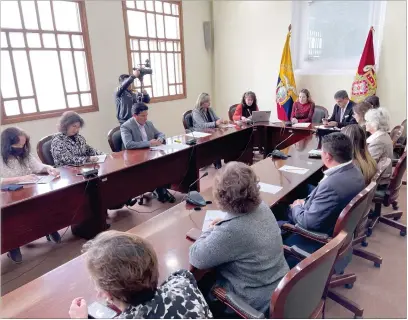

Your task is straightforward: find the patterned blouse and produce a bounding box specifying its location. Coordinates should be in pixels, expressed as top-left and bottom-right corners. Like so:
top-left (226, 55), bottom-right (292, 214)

top-left (0, 153), bottom-right (50, 179)
top-left (116, 270), bottom-right (213, 319)
top-left (51, 133), bottom-right (102, 167)
top-left (291, 102), bottom-right (315, 123)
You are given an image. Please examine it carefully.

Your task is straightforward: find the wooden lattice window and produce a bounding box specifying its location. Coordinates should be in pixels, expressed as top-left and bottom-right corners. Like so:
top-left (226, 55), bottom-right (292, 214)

top-left (122, 0), bottom-right (186, 102)
top-left (0, 0), bottom-right (98, 125)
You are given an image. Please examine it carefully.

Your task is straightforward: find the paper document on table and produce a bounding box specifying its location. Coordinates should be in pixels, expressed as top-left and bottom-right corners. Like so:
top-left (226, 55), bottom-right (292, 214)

top-left (185, 132), bottom-right (212, 138)
top-left (94, 154), bottom-right (107, 163)
top-left (279, 165), bottom-right (309, 175)
top-left (202, 210), bottom-right (227, 232)
top-left (292, 122), bottom-right (311, 128)
top-left (258, 182), bottom-right (283, 194)
top-left (150, 144), bottom-right (189, 151)
top-left (17, 175), bottom-right (56, 185)
top-left (220, 124), bottom-right (236, 128)
top-left (315, 125), bottom-right (339, 130)
top-left (308, 149), bottom-right (322, 155)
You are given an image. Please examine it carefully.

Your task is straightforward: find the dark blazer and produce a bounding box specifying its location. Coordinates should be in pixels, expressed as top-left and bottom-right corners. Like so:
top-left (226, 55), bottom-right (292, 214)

top-left (328, 100), bottom-right (356, 128)
top-left (289, 162), bottom-right (365, 236)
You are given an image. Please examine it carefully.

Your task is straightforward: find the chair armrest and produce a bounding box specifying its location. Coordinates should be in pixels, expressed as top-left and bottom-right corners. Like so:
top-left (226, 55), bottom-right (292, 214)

top-left (212, 287), bottom-right (265, 319)
top-left (281, 223), bottom-right (330, 244)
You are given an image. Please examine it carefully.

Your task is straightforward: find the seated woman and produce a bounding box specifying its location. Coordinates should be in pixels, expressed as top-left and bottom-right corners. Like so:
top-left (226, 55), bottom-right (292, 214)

top-left (51, 111), bottom-right (103, 166)
top-left (232, 91), bottom-right (259, 121)
top-left (1, 127), bottom-right (61, 263)
top-left (365, 95), bottom-right (380, 109)
top-left (192, 93), bottom-right (228, 169)
top-left (189, 162), bottom-right (289, 316)
top-left (290, 89), bottom-right (315, 124)
top-left (352, 101), bottom-right (372, 131)
top-left (342, 124), bottom-right (377, 185)
top-left (365, 107), bottom-right (393, 186)
top-left (69, 230), bottom-right (212, 319)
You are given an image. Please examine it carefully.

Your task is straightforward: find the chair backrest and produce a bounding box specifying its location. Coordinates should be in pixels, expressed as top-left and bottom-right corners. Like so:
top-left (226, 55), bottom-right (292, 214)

top-left (386, 152), bottom-right (407, 204)
top-left (37, 134), bottom-right (55, 166)
top-left (312, 105), bottom-right (329, 124)
top-left (270, 231), bottom-right (347, 319)
top-left (228, 104), bottom-right (238, 121)
top-left (333, 181), bottom-right (376, 257)
top-left (182, 110), bottom-right (194, 130)
top-left (390, 125), bottom-right (403, 146)
top-left (107, 126), bottom-right (123, 152)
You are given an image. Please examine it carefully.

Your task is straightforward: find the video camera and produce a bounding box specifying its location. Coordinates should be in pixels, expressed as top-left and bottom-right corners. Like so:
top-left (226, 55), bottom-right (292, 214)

top-left (133, 59), bottom-right (153, 83)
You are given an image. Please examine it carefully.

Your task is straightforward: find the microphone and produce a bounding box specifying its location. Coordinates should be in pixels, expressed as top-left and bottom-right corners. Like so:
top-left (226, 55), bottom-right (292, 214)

top-left (186, 172), bottom-right (209, 207)
top-left (185, 129), bottom-right (197, 145)
top-left (269, 133), bottom-right (295, 160)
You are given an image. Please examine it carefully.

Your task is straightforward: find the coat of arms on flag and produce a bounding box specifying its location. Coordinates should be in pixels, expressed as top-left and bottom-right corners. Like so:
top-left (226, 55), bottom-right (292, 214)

top-left (351, 27), bottom-right (377, 102)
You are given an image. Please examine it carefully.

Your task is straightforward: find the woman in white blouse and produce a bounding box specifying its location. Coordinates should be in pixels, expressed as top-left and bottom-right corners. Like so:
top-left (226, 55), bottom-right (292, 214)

top-left (1, 127), bottom-right (61, 263)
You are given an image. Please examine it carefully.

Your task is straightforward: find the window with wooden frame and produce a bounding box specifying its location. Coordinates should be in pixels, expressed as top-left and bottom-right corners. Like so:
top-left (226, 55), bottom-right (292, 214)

top-left (122, 0), bottom-right (186, 102)
top-left (0, 0), bottom-right (98, 125)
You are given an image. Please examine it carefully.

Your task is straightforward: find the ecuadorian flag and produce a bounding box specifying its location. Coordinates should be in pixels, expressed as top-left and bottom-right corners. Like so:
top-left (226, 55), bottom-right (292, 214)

top-left (276, 28), bottom-right (297, 121)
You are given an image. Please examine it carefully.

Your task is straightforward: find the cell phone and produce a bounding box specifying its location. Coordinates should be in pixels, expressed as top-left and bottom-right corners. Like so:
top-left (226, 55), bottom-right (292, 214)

top-left (88, 302), bottom-right (118, 319)
top-left (186, 228), bottom-right (202, 242)
top-left (1, 184), bottom-right (23, 191)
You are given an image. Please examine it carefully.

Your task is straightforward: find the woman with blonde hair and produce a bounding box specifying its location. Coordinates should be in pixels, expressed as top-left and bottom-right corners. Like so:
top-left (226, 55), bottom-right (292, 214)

top-left (341, 124), bottom-right (377, 185)
top-left (192, 93), bottom-right (228, 130)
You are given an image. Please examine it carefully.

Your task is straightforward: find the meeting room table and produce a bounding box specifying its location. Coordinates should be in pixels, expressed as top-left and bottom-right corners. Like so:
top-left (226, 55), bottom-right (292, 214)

top-left (0, 133), bottom-right (324, 319)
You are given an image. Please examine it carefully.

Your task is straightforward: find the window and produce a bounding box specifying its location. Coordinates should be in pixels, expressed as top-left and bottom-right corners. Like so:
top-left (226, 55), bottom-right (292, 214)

top-left (1, 0), bottom-right (98, 124)
top-left (122, 1), bottom-right (186, 102)
top-left (291, 1), bottom-right (387, 74)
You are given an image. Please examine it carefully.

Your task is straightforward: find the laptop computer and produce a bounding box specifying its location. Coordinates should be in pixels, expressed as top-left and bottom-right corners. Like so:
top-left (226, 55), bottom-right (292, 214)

top-left (251, 111), bottom-right (271, 123)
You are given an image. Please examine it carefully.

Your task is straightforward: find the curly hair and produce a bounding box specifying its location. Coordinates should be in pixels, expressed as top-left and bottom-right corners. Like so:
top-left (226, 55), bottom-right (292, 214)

top-left (241, 91), bottom-right (258, 110)
top-left (1, 127), bottom-right (31, 166)
top-left (213, 161), bottom-right (261, 214)
top-left (83, 230), bottom-right (159, 305)
top-left (57, 111), bottom-right (84, 134)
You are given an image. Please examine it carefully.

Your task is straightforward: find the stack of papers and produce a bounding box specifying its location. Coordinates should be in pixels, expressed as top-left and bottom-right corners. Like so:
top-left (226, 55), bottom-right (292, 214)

top-left (258, 182), bottom-right (282, 194)
top-left (202, 210), bottom-right (226, 232)
top-left (219, 124), bottom-right (236, 128)
top-left (279, 165), bottom-right (309, 175)
top-left (292, 122), bottom-right (311, 128)
top-left (185, 132), bottom-right (212, 138)
top-left (150, 144), bottom-right (189, 151)
top-left (93, 154), bottom-right (107, 163)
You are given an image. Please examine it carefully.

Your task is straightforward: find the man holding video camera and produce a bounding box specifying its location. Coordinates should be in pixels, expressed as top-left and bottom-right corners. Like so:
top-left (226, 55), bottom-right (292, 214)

top-left (115, 69), bottom-right (151, 125)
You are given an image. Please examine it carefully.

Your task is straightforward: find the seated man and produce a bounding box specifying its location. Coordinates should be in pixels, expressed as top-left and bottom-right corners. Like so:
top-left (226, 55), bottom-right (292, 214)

top-left (280, 133), bottom-right (365, 253)
top-left (120, 103), bottom-right (175, 203)
top-left (115, 70), bottom-right (150, 125)
top-left (324, 90), bottom-right (356, 128)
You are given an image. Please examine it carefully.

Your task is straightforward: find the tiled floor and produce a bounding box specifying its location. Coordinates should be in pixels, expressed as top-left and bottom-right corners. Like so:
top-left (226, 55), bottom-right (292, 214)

top-left (1, 163), bottom-right (406, 318)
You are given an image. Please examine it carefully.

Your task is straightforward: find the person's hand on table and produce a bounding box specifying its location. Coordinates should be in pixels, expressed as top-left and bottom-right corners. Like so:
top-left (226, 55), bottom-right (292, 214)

top-left (222, 119), bottom-right (229, 124)
top-left (69, 297), bottom-right (88, 319)
top-left (89, 156), bottom-right (99, 163)
top-left (215, 119), bottom-right (223, 127)
top-left (327, 121), bottom-right (337, 127)
top-left (149, 139), bottom-right (162, 147)
top-left (241, 116), bottom-right (248, 121)
top-left (209, 218), bottom-right (223, 227)
top-left (291, 118), bottom-right (298, 124)
top-left (291, 199), bottom-right (305, 208)
top-left (46, 167), bottom-right (60, 177)
top-left (19, 174), bottom-right (39, 183)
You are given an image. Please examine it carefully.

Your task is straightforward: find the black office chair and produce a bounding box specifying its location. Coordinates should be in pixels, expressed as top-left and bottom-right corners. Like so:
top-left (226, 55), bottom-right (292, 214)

top-left (37, 134), bottom-right (55, 166)
top-left (182, 110), bottom-right (194, 131)
top-left (312, 105), bottom-right (329, 124)
top-left (107, 127), bottom-right (150, 206)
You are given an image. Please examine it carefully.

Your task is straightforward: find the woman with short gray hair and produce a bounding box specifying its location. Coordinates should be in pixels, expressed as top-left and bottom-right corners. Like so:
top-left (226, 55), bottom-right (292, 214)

top-left (365, 107), bottom-right (393, 185)
top-left (189, 161), bottom-right (289, 316)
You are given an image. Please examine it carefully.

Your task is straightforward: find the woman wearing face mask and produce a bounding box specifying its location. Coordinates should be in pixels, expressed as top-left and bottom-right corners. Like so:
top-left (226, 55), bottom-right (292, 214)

top-left (0, 127), bottom-right (61, 263)
top-left (51, 111), bottom-right (103, 167)
top-left (232, 91), bottom-right (259, 122)
top-left (69, 230), bottom-right (212, 319)
top-left (290, 89), bottom-right (315, 124)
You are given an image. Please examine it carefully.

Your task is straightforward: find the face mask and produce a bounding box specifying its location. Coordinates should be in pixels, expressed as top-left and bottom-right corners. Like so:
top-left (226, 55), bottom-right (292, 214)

top-left (11, 147), bottom-right (25, 157)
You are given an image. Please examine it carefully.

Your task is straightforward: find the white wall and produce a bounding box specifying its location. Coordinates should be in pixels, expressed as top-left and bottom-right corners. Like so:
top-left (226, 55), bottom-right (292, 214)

top-left (212, 1), bottom-right (407, 127)
top-left (1, 0), bottom-right (212, 153)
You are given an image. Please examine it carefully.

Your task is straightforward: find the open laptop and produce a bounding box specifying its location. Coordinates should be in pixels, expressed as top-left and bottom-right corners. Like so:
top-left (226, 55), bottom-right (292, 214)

top-left (251, 111), bottom-right (271, 123)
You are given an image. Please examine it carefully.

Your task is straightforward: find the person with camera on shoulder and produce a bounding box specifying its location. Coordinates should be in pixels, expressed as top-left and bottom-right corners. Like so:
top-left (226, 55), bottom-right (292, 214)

top-left (116, 69), bottom-right (151, 125)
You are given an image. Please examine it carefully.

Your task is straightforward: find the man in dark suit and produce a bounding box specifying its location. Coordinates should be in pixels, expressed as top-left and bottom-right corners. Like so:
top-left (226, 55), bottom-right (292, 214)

top-left (324, 90), bottom-right (356, 128)
top-left (278, 133), bottom-right (365, 267)
top-left (120, 103), bottom-right (175, 203)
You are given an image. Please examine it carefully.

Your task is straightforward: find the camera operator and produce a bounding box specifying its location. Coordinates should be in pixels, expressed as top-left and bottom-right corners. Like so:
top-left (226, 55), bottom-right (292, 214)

top-left (115, 69), bottom-right (151, 125)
